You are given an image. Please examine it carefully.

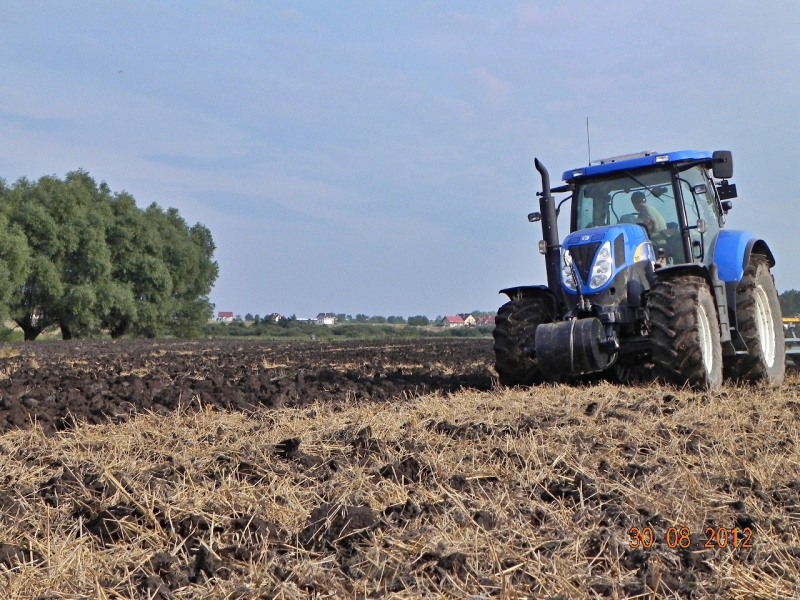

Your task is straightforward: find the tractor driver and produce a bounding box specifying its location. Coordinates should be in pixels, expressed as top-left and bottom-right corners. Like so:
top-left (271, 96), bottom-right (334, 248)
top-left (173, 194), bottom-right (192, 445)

top-left (631, 191), bottom-right (666, 234)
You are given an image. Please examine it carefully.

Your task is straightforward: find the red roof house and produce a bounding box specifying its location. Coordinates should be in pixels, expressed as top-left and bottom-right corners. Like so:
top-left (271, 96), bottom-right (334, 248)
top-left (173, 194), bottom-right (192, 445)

top-left (441, 315), bottom-right (465, 328)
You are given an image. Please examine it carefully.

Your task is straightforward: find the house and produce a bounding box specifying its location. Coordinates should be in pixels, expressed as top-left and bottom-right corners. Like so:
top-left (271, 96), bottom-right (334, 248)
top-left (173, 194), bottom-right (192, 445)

top-left (458, 313), bottom-right (477, 327)
top-left (217, 311), bottom-right (234, 322)
top-left (475, 315), bottom-right (495, 326)
top-left (269, 313), bottom-right (283, 322)
top-left (441, 315), bottom-right (465, 328)
top-left (316, 313), bottom-right (337, 325)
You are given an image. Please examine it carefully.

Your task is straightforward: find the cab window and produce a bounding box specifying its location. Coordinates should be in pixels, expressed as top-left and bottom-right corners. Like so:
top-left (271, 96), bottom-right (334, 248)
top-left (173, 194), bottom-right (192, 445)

top-left (676, 166), bottom-right (720, 264)
top-left (574, 168), bottom-right (678, 232)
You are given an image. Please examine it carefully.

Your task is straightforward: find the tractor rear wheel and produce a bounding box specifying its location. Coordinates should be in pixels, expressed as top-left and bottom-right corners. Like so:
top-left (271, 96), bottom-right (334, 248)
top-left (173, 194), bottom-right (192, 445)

top-left (649, 275), bottom-right (723, 389)
top-left (724, 255), bottom-right (785, 385)
top-left (493, 295), bottom-right (554, 386)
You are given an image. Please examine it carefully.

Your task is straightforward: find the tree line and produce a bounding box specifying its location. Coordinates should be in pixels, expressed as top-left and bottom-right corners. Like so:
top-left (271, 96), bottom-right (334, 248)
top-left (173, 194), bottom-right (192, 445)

top-left (236, 311), bottom-right (497, 326)
top-left (203, 319), bottom-right (494, 341)
top-left (239, 314), bottom-right (433, 326)
top-left (0, 171), bottom-right (218, 340)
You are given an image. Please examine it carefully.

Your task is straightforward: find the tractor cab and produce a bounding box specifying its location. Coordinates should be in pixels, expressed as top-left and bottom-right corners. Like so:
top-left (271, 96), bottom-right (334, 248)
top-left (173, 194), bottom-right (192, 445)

top-left (566, 150), bottom-right (735, 270)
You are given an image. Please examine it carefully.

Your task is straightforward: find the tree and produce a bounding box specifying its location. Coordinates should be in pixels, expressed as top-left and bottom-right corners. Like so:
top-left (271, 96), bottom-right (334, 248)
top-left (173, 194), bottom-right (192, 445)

top-left (355, 314), bottom-right (369, 323)
top-left (2, 172), bottom-right (114, 339)
top-left (144, 205), bottom-right (217, 337)
top-left (407, 315), bottom-right (429, 326)
top-left (780, 290), bottom-right (800, 317)
top-left (101, 191), bottom-right (165, 338)
top-left (0, 171), bottom-right (218, 340)
top-left (0, 202), bottom-right (31, 325)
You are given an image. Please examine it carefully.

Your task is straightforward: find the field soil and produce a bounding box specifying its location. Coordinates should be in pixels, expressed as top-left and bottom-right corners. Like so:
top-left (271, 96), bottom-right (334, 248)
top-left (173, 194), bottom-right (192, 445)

top-left (0, 339), bottom-right (798, 598)
top-left (0, 339), bottom-right (494, 436)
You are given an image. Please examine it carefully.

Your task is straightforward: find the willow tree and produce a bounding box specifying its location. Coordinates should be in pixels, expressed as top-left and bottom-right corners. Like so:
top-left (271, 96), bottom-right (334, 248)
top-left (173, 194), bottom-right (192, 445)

top-left (0, 171), bottom-right (217, 340)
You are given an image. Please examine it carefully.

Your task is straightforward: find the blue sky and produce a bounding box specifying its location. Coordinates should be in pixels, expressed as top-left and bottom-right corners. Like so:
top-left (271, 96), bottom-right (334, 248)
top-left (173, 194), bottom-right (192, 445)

top-left (0, 1), bottom-right (798, 318)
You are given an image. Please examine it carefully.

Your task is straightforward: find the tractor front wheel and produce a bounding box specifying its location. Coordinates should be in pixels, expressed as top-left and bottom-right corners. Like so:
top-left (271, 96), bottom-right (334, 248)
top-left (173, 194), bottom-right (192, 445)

top-left (724, 255), bottom-right (785, 385)
top-left (493, 295), bottom-right (554, 387)
top-left (649, 275), bottom-right (723, 389)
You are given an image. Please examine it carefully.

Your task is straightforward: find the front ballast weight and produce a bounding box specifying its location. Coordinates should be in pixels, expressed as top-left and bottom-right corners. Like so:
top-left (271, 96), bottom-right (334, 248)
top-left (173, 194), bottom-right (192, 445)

top-left (534, 317), bottom-right (617, 375)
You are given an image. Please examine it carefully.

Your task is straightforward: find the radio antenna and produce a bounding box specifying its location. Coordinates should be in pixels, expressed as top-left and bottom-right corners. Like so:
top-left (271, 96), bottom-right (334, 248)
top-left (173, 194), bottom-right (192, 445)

top-left (586, 117), bottom-right (591, 164)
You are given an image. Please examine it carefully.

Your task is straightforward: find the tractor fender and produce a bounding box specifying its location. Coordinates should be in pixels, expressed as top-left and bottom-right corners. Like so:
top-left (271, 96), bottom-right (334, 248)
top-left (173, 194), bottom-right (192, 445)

top-left (713, 230), bottom-right (775, 283)
top-left (710, 231), bottom-right (775, 354)
top-left (652, 263), bottom-right (712, 287)
top-left (499, 285), bottom-right (562, 317)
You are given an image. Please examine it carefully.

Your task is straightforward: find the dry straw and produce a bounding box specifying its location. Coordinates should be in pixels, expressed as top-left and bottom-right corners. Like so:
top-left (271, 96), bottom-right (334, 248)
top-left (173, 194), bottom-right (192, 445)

top-left (0, 377), bottom-right (799, 598)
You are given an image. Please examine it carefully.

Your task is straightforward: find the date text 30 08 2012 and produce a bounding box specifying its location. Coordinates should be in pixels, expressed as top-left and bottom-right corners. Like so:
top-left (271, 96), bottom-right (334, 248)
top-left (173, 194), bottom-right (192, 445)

top-left (628, 526), bottom-right (754, 550)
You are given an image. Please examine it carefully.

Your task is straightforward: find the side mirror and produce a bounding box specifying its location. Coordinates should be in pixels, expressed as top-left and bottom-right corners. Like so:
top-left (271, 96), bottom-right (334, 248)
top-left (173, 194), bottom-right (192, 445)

top-left (712, 150), bottom-right (733, 179)
top-left (528, 212), bottom-right (541, 223)
top-left (692, 239), bottom-right (703, 260)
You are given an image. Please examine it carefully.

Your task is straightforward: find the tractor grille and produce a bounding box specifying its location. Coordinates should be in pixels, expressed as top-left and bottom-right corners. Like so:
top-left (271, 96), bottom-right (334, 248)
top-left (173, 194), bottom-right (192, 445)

top-left (569, 242), bottom-right (600, 283)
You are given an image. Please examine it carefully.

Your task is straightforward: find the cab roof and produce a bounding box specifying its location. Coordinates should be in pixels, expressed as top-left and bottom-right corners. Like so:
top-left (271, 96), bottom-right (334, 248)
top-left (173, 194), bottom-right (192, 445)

top-left (562, 150), bottom-right (713, 182)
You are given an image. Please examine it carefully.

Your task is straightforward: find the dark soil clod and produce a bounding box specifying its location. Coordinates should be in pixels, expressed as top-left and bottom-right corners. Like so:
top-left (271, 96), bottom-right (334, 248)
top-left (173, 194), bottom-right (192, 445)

top-left (298, 504), bottom-right (379, 549)
top-left (436, 552), bottom-right (469, 577)
top-left (379, 456), bottom-right (422, 484)
top-left (0, 543), bottom-right (41, 569)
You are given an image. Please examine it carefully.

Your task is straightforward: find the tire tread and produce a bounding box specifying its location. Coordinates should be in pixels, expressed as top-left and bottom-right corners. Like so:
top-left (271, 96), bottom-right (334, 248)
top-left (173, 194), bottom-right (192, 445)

top-left (649, 275), bottom-right (722, 389)
top-left (493, 295), bottom-right (554, 387)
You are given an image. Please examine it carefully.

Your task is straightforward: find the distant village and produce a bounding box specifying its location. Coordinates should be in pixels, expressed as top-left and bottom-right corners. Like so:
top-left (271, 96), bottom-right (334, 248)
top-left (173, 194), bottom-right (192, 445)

top-left (214, 312), bottom-right (495, 327)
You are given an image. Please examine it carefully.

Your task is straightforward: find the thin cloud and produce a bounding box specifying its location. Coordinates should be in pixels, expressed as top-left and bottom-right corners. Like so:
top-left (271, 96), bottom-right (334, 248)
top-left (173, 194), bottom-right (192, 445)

top-left (193, 190), bottom-right (324, 223)
top-left (0, 111), bottom-right (73, 133)
top-left (470, 66), bottom-right (513, 107)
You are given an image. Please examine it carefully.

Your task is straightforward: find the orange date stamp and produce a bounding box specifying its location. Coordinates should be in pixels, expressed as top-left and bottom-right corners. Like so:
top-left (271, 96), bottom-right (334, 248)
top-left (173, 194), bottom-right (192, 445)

top-left (628, 526), bottom-right (753, 550)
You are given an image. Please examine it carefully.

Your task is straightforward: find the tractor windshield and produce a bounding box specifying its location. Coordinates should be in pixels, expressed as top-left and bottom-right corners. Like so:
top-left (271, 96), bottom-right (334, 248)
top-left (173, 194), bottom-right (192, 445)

top-left (574, 167), bottom-right (679, 233)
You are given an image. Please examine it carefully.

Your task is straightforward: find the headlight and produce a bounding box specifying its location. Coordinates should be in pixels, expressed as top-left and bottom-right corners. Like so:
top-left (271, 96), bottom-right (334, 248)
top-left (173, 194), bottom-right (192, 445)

top-left (589, 241), bottom-right (613, 289)
top-left (562, 249), bottom-right (577, 290)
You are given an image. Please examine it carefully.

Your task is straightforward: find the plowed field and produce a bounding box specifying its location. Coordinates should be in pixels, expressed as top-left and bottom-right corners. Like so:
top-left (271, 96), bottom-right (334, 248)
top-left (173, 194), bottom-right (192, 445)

top-left (0, 339), bottom-right (494, 436)
top-left (0, 339), bottom-right (798, 599)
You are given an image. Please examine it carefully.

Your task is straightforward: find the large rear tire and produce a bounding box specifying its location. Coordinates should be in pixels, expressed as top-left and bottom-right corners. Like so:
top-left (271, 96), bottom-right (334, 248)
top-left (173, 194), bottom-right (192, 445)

top-left (724, 255), bottom-right (785, 385)
top-left (649, 275), bottom-right (723, 389)
top-left (493, 295), bottom-right (554, 387)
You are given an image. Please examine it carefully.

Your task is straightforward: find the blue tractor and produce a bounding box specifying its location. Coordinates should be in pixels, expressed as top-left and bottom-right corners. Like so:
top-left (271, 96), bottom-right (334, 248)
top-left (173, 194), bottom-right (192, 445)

top-left (493, 150), bottom-right (784, 389)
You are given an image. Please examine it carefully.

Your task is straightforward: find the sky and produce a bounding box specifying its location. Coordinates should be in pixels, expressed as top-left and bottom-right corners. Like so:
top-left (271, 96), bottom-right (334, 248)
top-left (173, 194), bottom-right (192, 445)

top-left (0, 1), bottom-right (798, 319)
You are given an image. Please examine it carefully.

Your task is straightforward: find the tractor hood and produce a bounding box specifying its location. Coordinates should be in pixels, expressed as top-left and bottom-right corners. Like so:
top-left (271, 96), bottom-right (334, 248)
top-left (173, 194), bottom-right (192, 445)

top-left (561, 224), bottom-right (655, 295)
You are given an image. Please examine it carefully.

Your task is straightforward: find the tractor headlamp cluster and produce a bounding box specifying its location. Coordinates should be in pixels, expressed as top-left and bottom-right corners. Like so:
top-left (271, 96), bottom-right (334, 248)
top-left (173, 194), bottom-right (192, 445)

top-left (561, 249), bottom-right (577, 291)
top-left (589, 241), bottom-right (613, 289)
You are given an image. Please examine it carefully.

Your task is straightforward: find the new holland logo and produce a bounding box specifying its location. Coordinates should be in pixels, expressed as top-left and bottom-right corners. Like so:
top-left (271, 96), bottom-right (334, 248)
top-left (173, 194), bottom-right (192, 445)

top-left (581, 235), bottom-right (590, 241)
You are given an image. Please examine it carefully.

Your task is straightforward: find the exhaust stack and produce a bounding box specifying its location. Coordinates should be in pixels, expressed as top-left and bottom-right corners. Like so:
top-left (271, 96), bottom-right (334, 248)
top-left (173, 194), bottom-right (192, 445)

top-left (534, 158), bottom-right (561, 295)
